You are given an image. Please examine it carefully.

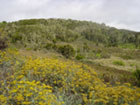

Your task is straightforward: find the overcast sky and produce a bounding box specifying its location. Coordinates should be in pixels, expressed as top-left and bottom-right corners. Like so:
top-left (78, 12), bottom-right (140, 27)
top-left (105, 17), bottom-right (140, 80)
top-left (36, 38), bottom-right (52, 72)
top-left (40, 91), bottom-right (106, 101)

top-left (0, 0), bottom-right (140, 31)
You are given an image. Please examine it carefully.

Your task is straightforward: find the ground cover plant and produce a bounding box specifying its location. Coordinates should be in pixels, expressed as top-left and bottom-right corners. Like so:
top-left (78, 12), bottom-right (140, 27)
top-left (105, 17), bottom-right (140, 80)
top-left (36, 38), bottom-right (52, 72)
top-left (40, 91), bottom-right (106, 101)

top-left (0, 49), bottom-right (140, 105)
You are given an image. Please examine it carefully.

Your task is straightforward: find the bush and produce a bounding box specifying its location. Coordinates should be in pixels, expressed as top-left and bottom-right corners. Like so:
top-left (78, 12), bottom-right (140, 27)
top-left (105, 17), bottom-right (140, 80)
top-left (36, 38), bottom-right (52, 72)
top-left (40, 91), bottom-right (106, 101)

top-left (58, 45), bottom-right (75, 58)
top-left (0, 29), bottom-right (8, 50)
top-left (133, 68), bottom-right (140, 86)
top-left (11, 33), bottom-right (22, 43)
top-left (96, 53), bottom-right (101, 58)
top-left (0, 31), bottom-right (8, 50)
top-left (45, 43), bottom-right (54, 50)
top-left (44, 43), bottom-right (58, 51)
top-left (113, 60), bottom-right (125, 66)
top-left (120, 55), bottom-right (132, 60)
top-left (100, 53), bottom-right (110, 59)
top-left (0, 38), bottom-right (8, 50)
top-left (76, 54), bottom-right (85, 60)
top-left (1, 50), bottom-right (140, 105)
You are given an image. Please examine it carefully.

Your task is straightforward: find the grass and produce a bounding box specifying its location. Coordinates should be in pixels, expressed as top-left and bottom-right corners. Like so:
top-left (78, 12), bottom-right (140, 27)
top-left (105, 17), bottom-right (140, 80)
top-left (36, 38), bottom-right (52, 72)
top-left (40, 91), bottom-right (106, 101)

top-left (113, 60), bottom-right (125, 66)
top-left (92, 56), bottom-right (140, 72)
top-left (119, 43), bottom-right (137, 49)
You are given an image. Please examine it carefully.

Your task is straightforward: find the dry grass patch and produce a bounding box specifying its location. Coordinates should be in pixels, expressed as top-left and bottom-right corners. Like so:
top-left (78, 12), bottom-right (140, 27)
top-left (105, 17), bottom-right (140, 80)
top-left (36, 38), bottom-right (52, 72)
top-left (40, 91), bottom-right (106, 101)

top-left (94, 56), bottom-right (140, 72)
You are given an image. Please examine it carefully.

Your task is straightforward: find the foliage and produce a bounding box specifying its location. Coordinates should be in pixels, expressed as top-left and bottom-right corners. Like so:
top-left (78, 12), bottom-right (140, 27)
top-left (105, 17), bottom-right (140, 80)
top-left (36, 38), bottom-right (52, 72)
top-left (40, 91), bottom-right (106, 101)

top-left (118, 49), bottom-right (140, 60)
top-left (58, 44), bottom-right (75, 58)
top-left (0, 49), bottom-right (140, 105)
top-left (0, 80), bottom-right (61, 105)
top-left (96, 53), bottom-right (101, 58)
top-left (113, 60), bottom-right (125, 66)
top-left (11, 32), bottom-right (22, 43)
top-left (100, 53), bottom-right (110, 59)
top-left (119, 43), bottom-right (136, 49)
top-left (0, 29), bottom-right (8, 50)
top-left (134, 33), bottom-right (140, 48)
top-left (0, 18), bottom-right (140, 104)
top-left (133, 68), bottom-right (140, 86)
top-left (120, 54), bottom-right (132, 60)
top-left (44, 42), bottom-right (55, 50)
top-left (76, 53), bottom-right (85, 60)
top-left (83, 42), bottom-right (90, 52)
top-left (0, 19), bottom-right (140, 49)
top-left (0, 38), bottom-right (8, 50)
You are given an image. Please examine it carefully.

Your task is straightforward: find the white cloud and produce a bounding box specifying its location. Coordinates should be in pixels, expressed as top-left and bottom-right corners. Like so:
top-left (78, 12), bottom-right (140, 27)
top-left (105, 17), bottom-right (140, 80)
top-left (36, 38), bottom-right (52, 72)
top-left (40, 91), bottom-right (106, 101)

top-left (0, 0), bottom-right (140, 31)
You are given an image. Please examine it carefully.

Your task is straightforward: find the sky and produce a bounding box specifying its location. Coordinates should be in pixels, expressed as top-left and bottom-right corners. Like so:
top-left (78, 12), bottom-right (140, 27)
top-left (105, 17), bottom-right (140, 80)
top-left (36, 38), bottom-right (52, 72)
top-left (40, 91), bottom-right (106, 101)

top-left (0, 0), bottom-right (140, 31)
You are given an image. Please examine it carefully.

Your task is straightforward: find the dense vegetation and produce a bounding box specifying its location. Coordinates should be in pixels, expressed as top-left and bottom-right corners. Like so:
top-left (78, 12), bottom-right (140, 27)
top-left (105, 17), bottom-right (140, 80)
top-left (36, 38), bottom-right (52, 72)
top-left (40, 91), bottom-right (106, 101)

top-left (0, 18), bottom-right (140, 49)
top-left (0, 18), bottom-right (140, 105)
top-left (0, 49), bottom-right (140, 105)
top-left (0, 19), bottom-right (140, 61)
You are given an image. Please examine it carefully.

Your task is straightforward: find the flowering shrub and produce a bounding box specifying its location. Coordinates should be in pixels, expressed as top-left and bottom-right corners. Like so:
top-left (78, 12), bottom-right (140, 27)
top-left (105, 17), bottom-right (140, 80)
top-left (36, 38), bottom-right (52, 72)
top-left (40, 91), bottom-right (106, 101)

top-left (0, 80), bottom-right (61, 105)
top-left (0, 49), bottom-right (140, 105)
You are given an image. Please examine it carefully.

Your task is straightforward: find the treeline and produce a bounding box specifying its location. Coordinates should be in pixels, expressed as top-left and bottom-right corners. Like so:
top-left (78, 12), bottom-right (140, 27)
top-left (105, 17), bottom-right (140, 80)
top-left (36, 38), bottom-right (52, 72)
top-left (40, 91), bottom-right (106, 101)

top-left (0, 18), bottom-right (140, 49)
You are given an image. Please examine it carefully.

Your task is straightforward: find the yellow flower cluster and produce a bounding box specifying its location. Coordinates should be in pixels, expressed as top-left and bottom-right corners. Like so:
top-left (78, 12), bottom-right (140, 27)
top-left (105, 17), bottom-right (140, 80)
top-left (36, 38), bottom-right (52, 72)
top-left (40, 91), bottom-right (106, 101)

top-left (0, 48), bottom-right (19, 64)
top-left (0, 49), bottom-right (140, 105)
top-left (0, 51), bottom-right (8, 64)
top-left (0, 80), bottom-right (62, 105)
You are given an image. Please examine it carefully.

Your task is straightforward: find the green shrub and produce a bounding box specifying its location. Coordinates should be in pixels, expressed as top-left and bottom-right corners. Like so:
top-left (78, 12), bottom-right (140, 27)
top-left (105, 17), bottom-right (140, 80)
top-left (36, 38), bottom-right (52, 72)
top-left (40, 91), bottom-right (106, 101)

top-left (0, 38), bottom-right (8, 50)
top-left (100, 53), bottom-right (110, 59)
top-left (130, 63), bottom-right (135, 67)
top-left (45, 43), bottom-right (54, 50)
top-left (26, 48), bottom-right (32, 51)
top-left (45, 43), bottom-right (58, 51)
top-left (58, 45), bottom-right (75, 58)
top-left (119, 44), bottom-right (136, 49)
top-left (120, 54), bottom-right (132, 60)
top-left (0, 29), bottom-right (8, 50)
top-left (96, 53), bottom-right (101, 58)
top-left (113, 60), bottom-right (125, 66)
top-left (76, 54), bottom-right (85, 60)
top-left (133, 68), bottom-right (140, 87)
top-left (11, 33), bottom-right (22, 43)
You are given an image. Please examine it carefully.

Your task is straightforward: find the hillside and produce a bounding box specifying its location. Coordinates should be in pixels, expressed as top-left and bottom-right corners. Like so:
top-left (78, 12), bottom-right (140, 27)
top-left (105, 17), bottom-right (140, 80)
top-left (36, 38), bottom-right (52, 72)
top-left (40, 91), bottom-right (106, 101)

top-left (0, 18), bottom-right (140, 69)
top-left (0, 18), bottom-right (140, 105)
top-left (0, 48), bottom-right (140, 105)
top-left (0, 18), bottom-right (140, 49)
